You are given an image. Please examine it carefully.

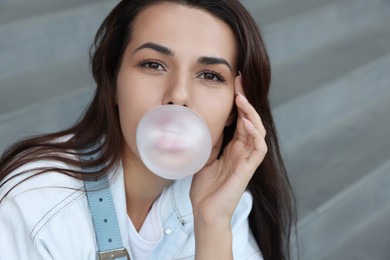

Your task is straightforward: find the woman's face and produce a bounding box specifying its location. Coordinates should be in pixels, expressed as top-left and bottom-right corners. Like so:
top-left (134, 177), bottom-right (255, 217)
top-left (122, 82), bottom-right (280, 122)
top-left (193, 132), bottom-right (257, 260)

top-left (116, 3), bottom-right (238, 165)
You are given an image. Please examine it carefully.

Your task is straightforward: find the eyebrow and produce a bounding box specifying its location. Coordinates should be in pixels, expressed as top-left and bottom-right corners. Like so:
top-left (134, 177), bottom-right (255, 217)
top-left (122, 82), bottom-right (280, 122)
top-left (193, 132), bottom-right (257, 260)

top-left (134, 42), bottom-right (232, 71)
top-left (198, 57), bottom-right (232, 71)
top-left (134, 42), bottom-right (174, 56)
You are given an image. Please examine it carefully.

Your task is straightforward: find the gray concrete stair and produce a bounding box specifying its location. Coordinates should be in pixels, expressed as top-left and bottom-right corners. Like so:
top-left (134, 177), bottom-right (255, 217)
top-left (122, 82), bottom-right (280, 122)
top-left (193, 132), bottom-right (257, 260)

top-left (0, 87), bottom-right (91, 150)
top-left (0, 0), bottom-right (116, 150)
top-left (257, 0), bottom-right (390, 259)
top-left (0, 0), bottom-right (116, 78)
top-left (274, 52), bottom-right (390, 150)
top-left (0, 56), bottom-right (91, 116)
top-left (0, 0), bottom-right (108, 25)
top-left (0, 57), bottom-right (93, 150)
top-left (287, 91), bottom-right (390, 219)
top-left (288, 93), bottom-right (390, 259)
top-left (299, 158), bottom-right (390, 260)
top-left (323, 204), bottom-right (390, 260)
top-left (261, 0), bottom-right (390, 65)
top-left (270, 15), bottom-right (390, 109)
top-left (243, 0), bottom-right (390, 259)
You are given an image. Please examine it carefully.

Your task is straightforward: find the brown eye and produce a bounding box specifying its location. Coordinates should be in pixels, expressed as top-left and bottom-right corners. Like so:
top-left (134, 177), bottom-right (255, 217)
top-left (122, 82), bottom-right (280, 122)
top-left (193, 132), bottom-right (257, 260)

top-left (138, 60), bottom-right (165, 71)
top-left (199, 71), bottom-right (225, 83)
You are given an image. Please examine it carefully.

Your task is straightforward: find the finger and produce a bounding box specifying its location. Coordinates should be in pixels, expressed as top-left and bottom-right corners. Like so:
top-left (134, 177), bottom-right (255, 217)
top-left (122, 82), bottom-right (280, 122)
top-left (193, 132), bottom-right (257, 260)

top-left (235, 81), bottom-right (266, 136)
top-left (242, 117), bottom-right (268, 167)
top-left (243, 117), bottom-right (264, 151)
top-left (234, 74), bottom-right (246, 119)
top-left (233, 74), bottom-right (267, 164)
top-left (234, 116), bottom-right (250, 144)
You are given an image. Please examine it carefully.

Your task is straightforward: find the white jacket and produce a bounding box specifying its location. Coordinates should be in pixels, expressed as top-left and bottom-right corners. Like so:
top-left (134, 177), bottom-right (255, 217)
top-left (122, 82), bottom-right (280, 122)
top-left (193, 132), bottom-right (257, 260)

top-left (0, 159), bottom-right (262, 259)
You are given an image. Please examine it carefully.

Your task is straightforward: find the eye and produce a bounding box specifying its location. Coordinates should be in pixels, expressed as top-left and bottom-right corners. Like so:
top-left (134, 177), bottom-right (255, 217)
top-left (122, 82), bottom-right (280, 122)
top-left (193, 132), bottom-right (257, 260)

top-left (199, 71), bottom-right (226, 83)
top-left (138, 59), bottom-right (166, 71)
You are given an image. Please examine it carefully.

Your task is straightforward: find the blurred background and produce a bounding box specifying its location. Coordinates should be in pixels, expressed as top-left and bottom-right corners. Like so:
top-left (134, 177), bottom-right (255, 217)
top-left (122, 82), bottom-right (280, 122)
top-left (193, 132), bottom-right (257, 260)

top-left (0, 0), bottom-right (389, 259)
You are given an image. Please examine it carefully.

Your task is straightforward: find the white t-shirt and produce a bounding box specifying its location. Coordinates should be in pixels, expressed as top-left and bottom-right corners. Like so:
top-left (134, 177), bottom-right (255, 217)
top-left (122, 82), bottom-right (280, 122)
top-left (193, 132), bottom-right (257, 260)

top-left (127, 191), bottom-right (164, 259)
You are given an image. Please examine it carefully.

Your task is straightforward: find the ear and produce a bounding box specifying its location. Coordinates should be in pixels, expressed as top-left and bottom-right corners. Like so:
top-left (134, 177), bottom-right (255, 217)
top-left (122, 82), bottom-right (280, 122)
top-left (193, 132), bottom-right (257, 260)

top-left (225, 106), bottom-right (237, 126)
top-left (225, 72), bottom-right (242, 126)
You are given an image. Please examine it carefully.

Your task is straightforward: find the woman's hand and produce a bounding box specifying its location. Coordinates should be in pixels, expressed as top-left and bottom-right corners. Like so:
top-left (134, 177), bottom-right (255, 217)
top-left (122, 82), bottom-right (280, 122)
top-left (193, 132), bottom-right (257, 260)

top-left (190, 74), bottom-right (267, 259)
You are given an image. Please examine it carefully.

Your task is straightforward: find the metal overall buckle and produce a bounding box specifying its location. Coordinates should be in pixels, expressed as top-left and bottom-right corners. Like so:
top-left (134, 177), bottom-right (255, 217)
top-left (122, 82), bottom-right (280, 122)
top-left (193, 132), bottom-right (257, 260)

top-left (98, 248), bottom-right (130, 260)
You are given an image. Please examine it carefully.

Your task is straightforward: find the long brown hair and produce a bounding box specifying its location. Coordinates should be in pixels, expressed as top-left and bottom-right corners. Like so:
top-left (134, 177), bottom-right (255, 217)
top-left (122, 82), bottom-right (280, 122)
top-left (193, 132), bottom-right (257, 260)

top-left (0, 1), bottom-right (296, 259)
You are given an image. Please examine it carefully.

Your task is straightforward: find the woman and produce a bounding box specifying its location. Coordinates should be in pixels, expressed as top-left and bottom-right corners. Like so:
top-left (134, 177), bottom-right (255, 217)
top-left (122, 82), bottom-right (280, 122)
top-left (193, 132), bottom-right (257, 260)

top-left (0, 0), bottom-right (295, 259)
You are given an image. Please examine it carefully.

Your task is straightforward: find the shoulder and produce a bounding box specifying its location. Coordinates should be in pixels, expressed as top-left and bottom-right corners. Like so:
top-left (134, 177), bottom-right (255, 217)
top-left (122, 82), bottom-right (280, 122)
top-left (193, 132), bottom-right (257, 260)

top-left (0, 134), bottom-right (84, 205)
top-left (0, 158), bottom-right (87, 229)
top-left (0, 158), bottom-right (85, 206)
top-left (0, 159), bottom-right (97, 259)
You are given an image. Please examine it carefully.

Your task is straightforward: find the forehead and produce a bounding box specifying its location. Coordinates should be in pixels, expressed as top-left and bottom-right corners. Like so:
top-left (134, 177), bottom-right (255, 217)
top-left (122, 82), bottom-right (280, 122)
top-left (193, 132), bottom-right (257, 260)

top-left (129, 3), bottom-right (238, 66)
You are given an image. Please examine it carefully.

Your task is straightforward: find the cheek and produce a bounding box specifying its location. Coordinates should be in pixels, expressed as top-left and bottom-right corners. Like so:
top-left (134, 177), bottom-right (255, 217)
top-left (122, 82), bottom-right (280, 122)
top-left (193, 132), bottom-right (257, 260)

top-left (116, 75), bottom-right (155, 136)
top-left (116, 82), bottom-right (147, 156)
top-left (200, 97), bottom-right (234, 146)
top-left (117, 99), bottom-right (139, 154)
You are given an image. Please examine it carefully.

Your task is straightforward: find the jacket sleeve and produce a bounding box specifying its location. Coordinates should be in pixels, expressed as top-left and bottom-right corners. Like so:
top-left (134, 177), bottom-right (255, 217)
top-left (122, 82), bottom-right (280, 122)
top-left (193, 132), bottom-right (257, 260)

top-left (0, 188), bottom-right (98, 260)
top-left (0, 165), bottom-right (97, 260)
top-left (0, 196), bottom-right (49, 260)
top-left (231, 191), bottom-right (263, 260)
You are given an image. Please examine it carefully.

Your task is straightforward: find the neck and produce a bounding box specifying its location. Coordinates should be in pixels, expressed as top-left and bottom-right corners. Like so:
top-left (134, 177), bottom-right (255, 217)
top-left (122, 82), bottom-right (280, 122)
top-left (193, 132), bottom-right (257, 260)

top-left (122, 145), bottom-right (171, 231)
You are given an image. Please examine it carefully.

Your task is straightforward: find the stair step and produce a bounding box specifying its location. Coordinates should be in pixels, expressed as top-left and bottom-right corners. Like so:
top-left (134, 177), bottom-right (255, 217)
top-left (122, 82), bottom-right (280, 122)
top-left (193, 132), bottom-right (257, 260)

top-left (295, 158), bottom-right (390, 260)
top-left (247, 0), bottom-right (339, 26)
top-left (286, 93), bottom-right (390, 258)
top-left (0, 0), bottom-right (108, 25)
top-left (0, 56), bottom-right (91, 115)
top-left (273, 52), bottom-right (390, 150)
top-left (240, 0), bottom-right (281, 11)
top-left (270, 15), bottom-right (390, 108)
top-left (322, 205), bottom-right (390, 260)
top-left (287, 91), bottom-right (390, 219)
top-left (0, 0), bottom-right (116, 78)
top-left (0, 56), bottom-right (95, 152)
top-left (262, 0), bottom-right (390, 65)
top-left (0, 88), bottom-right (92, 152)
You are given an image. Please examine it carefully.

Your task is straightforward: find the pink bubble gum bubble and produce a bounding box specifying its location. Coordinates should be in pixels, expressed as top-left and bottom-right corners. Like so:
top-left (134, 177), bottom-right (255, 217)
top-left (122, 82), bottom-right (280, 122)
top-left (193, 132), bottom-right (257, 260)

top-left (136, 105), bottom-right (212, 180)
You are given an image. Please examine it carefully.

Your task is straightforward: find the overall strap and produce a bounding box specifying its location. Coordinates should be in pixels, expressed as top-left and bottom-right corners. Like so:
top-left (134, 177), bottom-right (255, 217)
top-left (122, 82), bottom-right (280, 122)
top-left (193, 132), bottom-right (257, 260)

top-left (80, 145), bottom-right (130, 260)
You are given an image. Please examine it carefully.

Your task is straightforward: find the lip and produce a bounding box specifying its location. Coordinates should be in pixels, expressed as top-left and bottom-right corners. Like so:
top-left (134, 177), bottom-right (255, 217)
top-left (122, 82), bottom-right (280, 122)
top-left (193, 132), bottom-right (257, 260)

top-left (154, 134), bottom-right (188, 153)
top-left (154, 122), bottom-right (188, 153)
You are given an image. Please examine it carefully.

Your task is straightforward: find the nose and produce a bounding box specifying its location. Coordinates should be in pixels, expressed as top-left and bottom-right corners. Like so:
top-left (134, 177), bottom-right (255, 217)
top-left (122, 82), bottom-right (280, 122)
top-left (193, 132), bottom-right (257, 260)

top-left (163, 73), bottom-right (191, 107)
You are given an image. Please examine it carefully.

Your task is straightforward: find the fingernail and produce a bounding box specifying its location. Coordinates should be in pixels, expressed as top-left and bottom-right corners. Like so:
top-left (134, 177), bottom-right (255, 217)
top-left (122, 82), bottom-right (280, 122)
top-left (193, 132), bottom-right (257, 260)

top-left (236, 91), bottom-right (248, 102)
